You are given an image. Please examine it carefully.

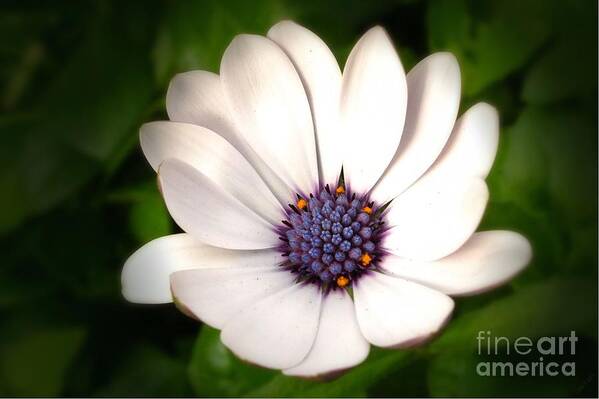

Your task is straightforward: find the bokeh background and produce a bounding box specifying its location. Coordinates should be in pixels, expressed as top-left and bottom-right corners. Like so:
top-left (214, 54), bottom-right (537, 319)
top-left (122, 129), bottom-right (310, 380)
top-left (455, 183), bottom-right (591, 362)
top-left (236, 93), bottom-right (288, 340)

top-left (1, 0), bottom-right (597, 397)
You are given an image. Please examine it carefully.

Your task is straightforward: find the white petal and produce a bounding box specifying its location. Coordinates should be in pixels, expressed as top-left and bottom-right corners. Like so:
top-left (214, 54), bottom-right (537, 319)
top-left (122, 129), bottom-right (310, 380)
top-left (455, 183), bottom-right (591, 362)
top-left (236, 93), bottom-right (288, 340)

top-left (423, 102), bottom-right (499, 180)
top-left (122, 234), bottom-right (204, 304)
top-left (384, 177), bottom-right (488, 261)
top-left (122, 235), bottom-right (284, 305)
top-left (170, 262), bottom-right (293, 328)
top-left (221, 34), bottom-right (318, 194)
top-left (341, 26), bottom-right (407, 193)
top-left (284, 289), bottom-right (370, 377)
top-left (268, 21), bottom-right (343, 185)
top-left (158, 159), bottom-right (278, 250)
top-left (166, 71), bottom-right (291, 205)
top-left (221, 283), bottom-right (322, 369)
top-left (140, 121), bottom-right (283, 225)
top-left (166, 71), bottom-right (240, 147)
top-left (381, 231), bottom-right (532, 296)
top-left (372, 52), bottom-right (461, 202)
top-left (354, 272), bottom-right (453, 348)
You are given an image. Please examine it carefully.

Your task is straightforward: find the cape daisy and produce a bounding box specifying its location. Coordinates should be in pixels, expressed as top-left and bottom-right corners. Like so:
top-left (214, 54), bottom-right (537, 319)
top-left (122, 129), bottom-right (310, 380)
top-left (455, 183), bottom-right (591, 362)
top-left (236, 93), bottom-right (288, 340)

top-left (121, 21), bottom-right (532, 377)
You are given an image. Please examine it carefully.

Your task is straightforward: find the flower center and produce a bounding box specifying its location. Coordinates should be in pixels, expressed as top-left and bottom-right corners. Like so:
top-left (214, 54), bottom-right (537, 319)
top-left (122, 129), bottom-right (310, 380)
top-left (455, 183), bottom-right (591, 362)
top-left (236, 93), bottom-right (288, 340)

top-left (278, 182), bottom-right (387, 290)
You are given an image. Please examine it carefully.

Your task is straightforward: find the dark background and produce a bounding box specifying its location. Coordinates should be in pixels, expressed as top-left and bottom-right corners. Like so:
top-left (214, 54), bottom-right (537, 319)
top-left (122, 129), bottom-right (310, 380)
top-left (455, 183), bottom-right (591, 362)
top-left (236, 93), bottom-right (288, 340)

top-left (0, 0), bottom-right (597, 396)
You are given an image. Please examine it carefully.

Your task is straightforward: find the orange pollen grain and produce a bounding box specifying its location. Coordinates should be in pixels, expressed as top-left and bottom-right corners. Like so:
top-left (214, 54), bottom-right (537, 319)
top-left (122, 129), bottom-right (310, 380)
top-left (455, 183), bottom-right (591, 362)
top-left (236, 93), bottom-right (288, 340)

top-left (336, 275), bottom-right (350, 287)
top-left (362, 206), bottom-right (372, 215)
top-left (335, 186), bottom-right (345, 194)
top-left (296, 198), bottom-right (307, 210)
top-left (360, 253), bottom-right (372, 266)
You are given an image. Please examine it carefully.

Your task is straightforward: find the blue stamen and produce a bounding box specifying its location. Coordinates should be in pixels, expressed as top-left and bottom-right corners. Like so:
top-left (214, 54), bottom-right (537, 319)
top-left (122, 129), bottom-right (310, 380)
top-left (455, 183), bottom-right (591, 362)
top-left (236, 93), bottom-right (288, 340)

top-left (334, 251), bottom-right (346, 262)
top-left (331, 234), bottom-right (343, 246)
top-left (329, 262), bottom-right (343, 275)
top-left (342, 227), bottom-right (354, 239)
top-left (344, 259), bottom-right (357, 272)
top-left (331, 222), bottom-right (343, 234)
top-left (351, 235), bottom-right (363, 246)
top-left (279, 182), bottom-right (385, 289)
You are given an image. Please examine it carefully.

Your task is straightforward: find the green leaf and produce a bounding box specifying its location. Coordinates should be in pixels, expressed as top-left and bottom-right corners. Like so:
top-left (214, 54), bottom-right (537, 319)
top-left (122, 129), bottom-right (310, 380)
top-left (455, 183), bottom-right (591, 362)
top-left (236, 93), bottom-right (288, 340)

top-left (108, 180), bottom-right (172, 243)
top-left (129, 195), bottom-right (171, 243)
top-left (0, 266), bottom-right (55, 308)
top-left (0, 115), bottom-right (98, 234)
top-left (522, 35), bottom-right (597, 105)
top-left (522, 0), bottom-right (597, 104)
top-left (41, 4), bottom-right (156, 162)
top-left (568, 226), bottom-right (599, 274)
top-left (489, 109), bottom-right (548, 207)
top-left (153, 0), bottom-right (290, 85)
top-left (485, 106), bottom-right (597, 280)
top-left (0, 5), bottom-right (60, 110)
top-left (428, 348), bottom-right (589, 397)
top-left (541, 112), bottom-right (597, 227)
top-left (491, 106), bottom-right (597, 227)
top-left (0, 4), bottom-right (156, 234)
top-left (0, 326), bottom-right (86, 396)
top-left (95, 344), bottom-right (191, 396)
top-left (427, 0), bottom-right (470, 52)
top-left (428, 0), bottom-right (555, 96)
top-left (0, 206), bottom-right (122, 301)
top-left (427, 278), bottom-right (597, 397)
top-left (432, 278), bottom-right (597, 352)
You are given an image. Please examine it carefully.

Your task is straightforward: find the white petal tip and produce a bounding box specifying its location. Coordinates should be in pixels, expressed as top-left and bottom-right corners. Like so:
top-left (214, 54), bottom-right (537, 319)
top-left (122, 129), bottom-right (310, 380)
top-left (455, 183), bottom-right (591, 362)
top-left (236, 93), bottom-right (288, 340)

top-left (283, 362), bottom-right (364, 380)
top-left (470, 102), bottom-right (500, 126)
top-left (120, 286), bottom-right (169, 305)
top-left (414, 52), bottom-right (461, 88)
top-left (473, 101), bottom-right (497, 113)
top-left (454, 231), bottom-right (532, 297)
top-left (356, 26), bottom-right (394, 49)
top-left (385, 300), bottom-right (454, 349)
top-left (220, 284), bottom-right (322, 369)
top-left (355, 273), bottom-right (454, 349)
top-left (268, 19), bottom-right (300, 33)
top-left (382, 230), bottom-right (533, 297)
top-left (229, 33), bottom-right (261, 47)
top-left (172, 292), bottom-right (201, 321)
top-left (367, 25), bottom-right (388, 36)
top-left (139, 122), bottom-right (156, 142)
top-left (433, 51), bottom-right (459, 65)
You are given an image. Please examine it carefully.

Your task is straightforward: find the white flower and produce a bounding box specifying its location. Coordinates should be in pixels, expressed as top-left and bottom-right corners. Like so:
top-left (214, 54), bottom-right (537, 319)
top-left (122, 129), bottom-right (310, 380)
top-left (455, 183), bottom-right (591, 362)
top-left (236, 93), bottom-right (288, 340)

top-left (121, 21), bottom-right (532, 377)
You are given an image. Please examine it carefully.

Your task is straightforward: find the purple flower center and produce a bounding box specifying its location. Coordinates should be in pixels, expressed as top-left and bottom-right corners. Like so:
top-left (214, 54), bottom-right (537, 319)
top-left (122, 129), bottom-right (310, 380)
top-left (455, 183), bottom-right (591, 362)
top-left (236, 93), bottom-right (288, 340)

top-left (278, 183), bottom-right (387, 290)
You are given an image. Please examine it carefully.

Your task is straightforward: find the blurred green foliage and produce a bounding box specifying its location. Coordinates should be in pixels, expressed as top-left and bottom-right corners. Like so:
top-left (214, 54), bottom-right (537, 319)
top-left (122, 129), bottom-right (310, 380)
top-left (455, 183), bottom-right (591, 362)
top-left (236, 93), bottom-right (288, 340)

top-left (0, 0), bottom-right (596, 396)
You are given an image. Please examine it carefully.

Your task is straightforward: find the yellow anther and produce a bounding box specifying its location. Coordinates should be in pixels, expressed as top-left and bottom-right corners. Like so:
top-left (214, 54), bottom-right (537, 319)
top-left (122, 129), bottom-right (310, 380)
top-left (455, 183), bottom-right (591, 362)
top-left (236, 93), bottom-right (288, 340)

top-left (296, 198), bottom-right (307, 210)
top-left (335, 186), bottom-right (345, 195)
top-left (360, 253), bottom-right (372, 267)
top-left (336, 275), bottom-right (350, 288)
top-left (362, 206), bottom-right (372, 215)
